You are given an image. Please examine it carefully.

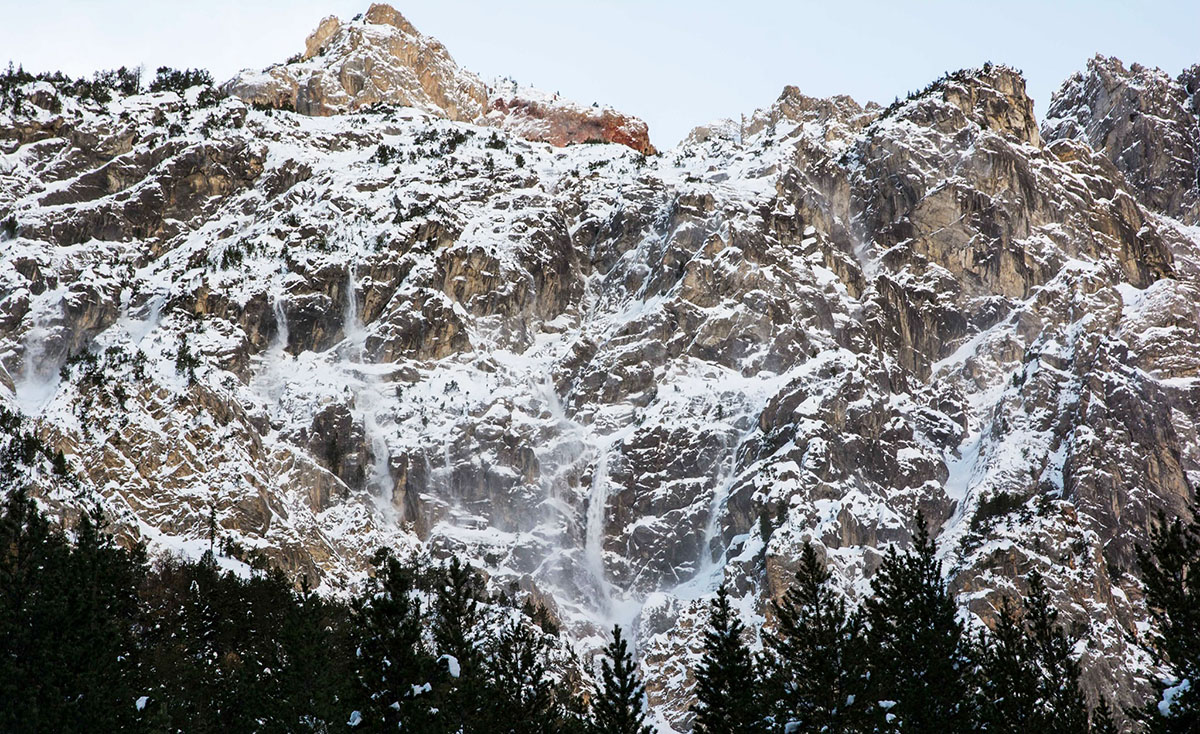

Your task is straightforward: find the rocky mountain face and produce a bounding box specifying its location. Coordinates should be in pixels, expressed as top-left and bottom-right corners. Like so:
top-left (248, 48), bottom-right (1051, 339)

top-left (1044, 54), bottom-right (1200, 225)
top-left (223, 4), bottom-right (654, 153)
top-left (2, 9), bottom-right (1199, 731)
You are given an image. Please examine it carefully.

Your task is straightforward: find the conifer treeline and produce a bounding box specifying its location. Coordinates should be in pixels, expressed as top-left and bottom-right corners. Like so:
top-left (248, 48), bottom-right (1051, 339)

top-left (692, 518), bottom-right (1200, 734)
top-left (4, 484), bottom-right (1199, 733)
top-left (0, 488), bottom-right (647, 733)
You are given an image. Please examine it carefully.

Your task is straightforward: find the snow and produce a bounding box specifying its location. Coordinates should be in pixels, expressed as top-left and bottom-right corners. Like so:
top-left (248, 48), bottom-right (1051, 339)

top-left (3, 57), bottom-right (1199, 732)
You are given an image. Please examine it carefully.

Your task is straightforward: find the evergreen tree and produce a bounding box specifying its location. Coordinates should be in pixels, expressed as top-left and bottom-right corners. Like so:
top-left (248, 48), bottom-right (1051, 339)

top-left (0, 486), bottom-right (70, 733)
top-left (976, 573), bottom-right (1089, 733)
top-left (349, 549), bottom-right (441, 732)
top-left (137, 552), bottom-right (316, 732)
top-left (591, 625), bottom-right (653, 734)
top-left (1022, 572), bottom-right (1089, 732)
top-left (0, 490), bottom-right (146, 733)
top-left (433, 556), bottom-right (485, 732)
top-left (1091, 696), bottom-right (1119, 734)
top-left (481, 619), bottom-right (562, 733)
top-left (61, 507), bottom-right (147, 730)
top-left (976, 596), bottom-right (1039, 731)
top-left (691, 584), bottom-right (767, 733)
top-left (862, 517), bottom-right (973, 733)
top-left (764, 545), bottom-right (868, 733)
top-left (1137, 511), bottom-right (1200, 731)
top-left (270, 575), bottom-right (355, 731)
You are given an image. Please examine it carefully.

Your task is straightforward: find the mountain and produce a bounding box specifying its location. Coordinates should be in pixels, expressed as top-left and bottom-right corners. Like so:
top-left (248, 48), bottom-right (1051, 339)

top-left (222, 4), bottom-right (654, 153)
top-left (2, 6), bottom-right (1199, 729)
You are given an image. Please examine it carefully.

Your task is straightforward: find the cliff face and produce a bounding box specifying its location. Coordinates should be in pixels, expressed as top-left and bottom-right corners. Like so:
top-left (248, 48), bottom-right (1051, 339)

top-left (2, 18), bottom-right (1199, 731)
top-left (1044, 55), bottom-right (1200, 225)
top-left (222, 4), bottom-right (655, 154)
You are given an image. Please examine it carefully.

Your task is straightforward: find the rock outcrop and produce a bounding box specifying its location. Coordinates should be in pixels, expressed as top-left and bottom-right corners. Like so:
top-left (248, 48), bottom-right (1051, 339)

top-left (1044, 55), bottom-right (1200, 225)
top-left (223, 3), bottom-right (488, 119)
top-left (484, 80), bottom-right (656, 155)
top-left (223, 4), bottom-right (655, 153)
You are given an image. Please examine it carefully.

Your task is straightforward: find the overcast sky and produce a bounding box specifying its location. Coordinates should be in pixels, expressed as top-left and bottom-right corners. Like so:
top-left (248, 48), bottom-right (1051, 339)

top-left (3, 1), bottom-right (1197, 146)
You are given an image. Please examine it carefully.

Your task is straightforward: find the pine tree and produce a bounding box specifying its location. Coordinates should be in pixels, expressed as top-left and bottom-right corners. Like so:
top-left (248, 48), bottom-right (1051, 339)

top-left (976, 573), bottom-right (1089, 733)
top-left (435, 557), bottom-right (482, 671)
top-left (61, 506), bottom-right (146, 731)
top-left (482, 619), bottom-right (562, 733)
top-left (976, 596), bottom-right (1040, 730)
top-left (137, 551), bottom-right (305, 732)
top-left (591, 625), bottom-right (653, 734)
top-left (433, 556), bottom-right (485, 732)
top-left (1137, 511), bottom-right (1200, 731)
top-left (1091, 696), bottom-right (1119, 734)
top-left (349, 549), bottom-right (441, 732)
top-left (271, 575), bottom-right (355, 731)
top-left (764, 544), bottom-right (868, 733)
top-left (692, 584), bottom-right (767, 733)
top-left (0, 486), bottom-right (66, 732)
top-left (1, 490), bottom-right (147, 732)
top-left (1022, 571), bottom-right (1089, 732)
top-left (863, 516), bottom-right (972, 733)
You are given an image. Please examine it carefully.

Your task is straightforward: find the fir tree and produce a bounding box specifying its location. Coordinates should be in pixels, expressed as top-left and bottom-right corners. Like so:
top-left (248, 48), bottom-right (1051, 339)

top-left (433, 556), bottom-right (485, 732)
top-left (61, 507), bottom-right (146, 731)
top-left (349, 549), bottom-right (441, 732)
top-left (976, 573), bottom-right (1089, 733)
top-left (764, 545), bottom-right (869, 733)
top-left (862, 516), bottom-right (973, 733)
top-left (976, 596), bottom-right (1039, 730)
top-left (591, 625), bottom-right (652, 734)
top-left (1091, 696), bottom-right (1120, 734)
top-left (692, 584), bottom-right (767, 733)
top-left (137, 552), bottom-right (315, 732)
top-left (1137, 511), bottom-right (1200, 731)
top-left (270, 575), bottom-right (355, 731)
top-left (1022, 571), bottom-right (1089, 732)
top-left (435, 557), bottom-right (482, 672)
top-left (0, 491), bottom-right (145, 732)
top-left (482, 619), bottom-right (562, 733)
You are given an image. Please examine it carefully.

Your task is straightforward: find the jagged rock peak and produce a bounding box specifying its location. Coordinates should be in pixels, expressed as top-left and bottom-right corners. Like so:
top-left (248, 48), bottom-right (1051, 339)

top-left (750, 85), bottom-right (875, 136)
top-left (223, 3), bottom-right (655, 153)
top-left (880, 64), bottom-right (1041, 146)
top-left (223, 3), bottom-right (488, 119)
top-left (683, 86), bottom-right (876, 148)
top-left (1043, 54), bottom-right (1200, 224)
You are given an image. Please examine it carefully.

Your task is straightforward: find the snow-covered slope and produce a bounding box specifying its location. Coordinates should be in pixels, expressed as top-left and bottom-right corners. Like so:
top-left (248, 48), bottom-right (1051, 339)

top-left (2, 18), bottom-right (1199, 732)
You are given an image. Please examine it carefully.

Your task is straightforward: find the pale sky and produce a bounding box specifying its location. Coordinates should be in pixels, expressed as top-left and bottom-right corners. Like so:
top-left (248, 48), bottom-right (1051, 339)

top-left (2, 1), bottom-right (1197, 147)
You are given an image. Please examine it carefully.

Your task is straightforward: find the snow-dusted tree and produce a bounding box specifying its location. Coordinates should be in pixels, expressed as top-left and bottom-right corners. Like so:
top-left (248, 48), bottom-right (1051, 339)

top-left (1022, 572), bottom-right (1089, 731)
top-left (1137, 512), bottom-right (1200, 731)
top-left (863, 518), bottom-right (973, 733)
top-left (350, 549), bottom-right (441, 731)
top-left (590, 625), bottom-right (653, 734)
top-left (692, 584), bottom-right (768, 733)
top-left (976, 572), bottom-right (1088, 733)
top-left (0, 489), bottom-right (145, 732)
top-left (975, 596), bottom-right (1038, 729)
top-left (763, 544), bottom-right (869, 733)
top-left (1090, 696), bottom-right (1120, 734)
top-left (481, 619), bottom-right (567, 733)
top-left (433, 556), bottom-right (486, 730)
